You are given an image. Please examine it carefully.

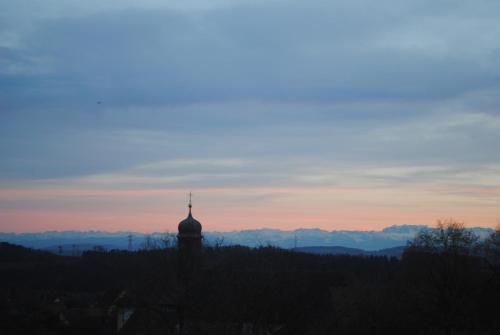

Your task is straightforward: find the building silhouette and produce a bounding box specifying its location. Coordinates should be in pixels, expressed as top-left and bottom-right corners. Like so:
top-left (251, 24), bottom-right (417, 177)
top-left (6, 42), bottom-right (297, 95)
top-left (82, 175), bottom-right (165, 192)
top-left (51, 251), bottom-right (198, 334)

top-left (177, 193), bottom-right (203, 334)
top-left (177, 193), bottom-right (203, 284)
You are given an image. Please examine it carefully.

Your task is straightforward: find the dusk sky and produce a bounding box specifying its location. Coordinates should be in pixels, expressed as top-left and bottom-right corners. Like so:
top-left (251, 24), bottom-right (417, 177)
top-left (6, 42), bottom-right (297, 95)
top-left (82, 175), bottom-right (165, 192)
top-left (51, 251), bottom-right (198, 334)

top-left (1, 0), bottom-right (500, 232)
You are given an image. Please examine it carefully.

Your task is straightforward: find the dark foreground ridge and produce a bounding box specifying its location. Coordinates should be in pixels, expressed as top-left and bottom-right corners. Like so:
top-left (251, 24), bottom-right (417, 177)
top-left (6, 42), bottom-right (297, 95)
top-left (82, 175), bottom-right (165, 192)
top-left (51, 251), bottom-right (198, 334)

top-left (293, 245), bottom-right (407, 258)
top-left (1, 221), bottom-right (500, 335)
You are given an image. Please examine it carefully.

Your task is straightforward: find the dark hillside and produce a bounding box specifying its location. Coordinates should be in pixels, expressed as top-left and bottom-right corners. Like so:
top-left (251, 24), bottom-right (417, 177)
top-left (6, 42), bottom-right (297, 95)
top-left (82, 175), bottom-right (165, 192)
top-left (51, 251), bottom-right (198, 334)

top-left (0, 242), bottom-right (60, 262)
top-left (0, 241), bottom-right (499, 334)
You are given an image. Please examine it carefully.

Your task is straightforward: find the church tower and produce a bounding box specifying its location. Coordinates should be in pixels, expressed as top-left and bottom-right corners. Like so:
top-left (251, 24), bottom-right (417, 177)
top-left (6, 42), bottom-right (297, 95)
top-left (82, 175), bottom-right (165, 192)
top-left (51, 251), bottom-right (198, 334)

top-left (177, 193), bottom-right (202, 282)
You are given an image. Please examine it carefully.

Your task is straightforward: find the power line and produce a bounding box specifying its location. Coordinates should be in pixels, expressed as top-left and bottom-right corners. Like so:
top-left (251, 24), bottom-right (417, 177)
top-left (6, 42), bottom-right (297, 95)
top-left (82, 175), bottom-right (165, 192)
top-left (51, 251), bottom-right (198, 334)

top-left (128, 233), bottom-right (133, 251)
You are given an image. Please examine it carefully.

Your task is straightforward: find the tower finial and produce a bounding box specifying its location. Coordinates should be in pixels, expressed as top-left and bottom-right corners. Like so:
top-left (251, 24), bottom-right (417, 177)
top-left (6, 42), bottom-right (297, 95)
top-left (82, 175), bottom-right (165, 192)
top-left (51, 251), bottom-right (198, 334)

top-left (188, 192), bottom-right (192, 209)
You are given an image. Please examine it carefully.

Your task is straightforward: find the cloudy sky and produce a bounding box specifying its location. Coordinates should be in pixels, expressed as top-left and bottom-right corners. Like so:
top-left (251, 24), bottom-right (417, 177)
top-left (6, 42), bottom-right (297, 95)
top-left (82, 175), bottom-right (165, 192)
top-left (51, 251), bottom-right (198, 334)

top-left (1, 0), bottom-right (499, 232)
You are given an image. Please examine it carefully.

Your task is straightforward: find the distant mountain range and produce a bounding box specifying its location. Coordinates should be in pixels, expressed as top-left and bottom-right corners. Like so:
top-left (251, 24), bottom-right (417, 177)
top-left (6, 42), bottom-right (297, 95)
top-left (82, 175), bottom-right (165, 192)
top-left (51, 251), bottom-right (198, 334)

top-left (0, 225), bottom-right (494, 256)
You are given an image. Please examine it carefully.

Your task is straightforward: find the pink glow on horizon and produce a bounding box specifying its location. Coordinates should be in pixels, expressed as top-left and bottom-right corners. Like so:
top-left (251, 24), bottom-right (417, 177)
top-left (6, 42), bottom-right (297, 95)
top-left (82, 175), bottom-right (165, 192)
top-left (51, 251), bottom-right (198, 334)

top-left (0, 208), bottom-right (439, 233)
top-left (1, 185), bottom-right (499, 232)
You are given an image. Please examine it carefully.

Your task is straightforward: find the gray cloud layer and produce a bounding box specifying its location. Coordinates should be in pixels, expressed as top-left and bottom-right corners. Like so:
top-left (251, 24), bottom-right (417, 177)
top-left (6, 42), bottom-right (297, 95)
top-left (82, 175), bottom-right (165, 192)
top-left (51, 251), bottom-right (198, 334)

top-left (1, 0), bottom-right (500, 186)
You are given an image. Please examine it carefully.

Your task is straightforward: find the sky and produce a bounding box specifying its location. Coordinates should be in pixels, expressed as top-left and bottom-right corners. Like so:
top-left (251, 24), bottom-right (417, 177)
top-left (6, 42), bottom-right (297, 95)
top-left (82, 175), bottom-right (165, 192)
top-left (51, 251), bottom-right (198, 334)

top-left (1, 0), bottom-right (500, 233)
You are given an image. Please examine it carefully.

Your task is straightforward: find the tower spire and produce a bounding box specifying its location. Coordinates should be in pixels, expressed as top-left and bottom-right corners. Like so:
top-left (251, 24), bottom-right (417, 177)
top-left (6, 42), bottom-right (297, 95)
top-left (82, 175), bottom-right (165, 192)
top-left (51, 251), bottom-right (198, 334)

top-left (188, 192), bottom-right (192, 214)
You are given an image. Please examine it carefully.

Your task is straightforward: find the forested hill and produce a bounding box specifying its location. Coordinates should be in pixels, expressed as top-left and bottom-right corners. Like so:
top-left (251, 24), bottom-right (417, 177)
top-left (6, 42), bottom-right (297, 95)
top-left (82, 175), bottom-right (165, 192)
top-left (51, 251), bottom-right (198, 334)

top-left (0, 242), bottom-right (59, 262)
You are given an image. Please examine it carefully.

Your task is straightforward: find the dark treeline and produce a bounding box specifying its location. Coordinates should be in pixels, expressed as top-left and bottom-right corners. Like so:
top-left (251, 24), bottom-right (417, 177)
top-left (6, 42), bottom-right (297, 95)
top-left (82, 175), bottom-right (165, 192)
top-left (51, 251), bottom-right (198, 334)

top-left (1, 221), bottom-right (499, 335)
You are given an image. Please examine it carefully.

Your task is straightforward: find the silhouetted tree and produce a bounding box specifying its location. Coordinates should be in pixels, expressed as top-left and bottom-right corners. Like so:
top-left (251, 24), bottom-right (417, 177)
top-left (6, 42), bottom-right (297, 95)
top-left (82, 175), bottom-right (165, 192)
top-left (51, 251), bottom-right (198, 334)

top-left (404, 220), bottom-right (485, 335)
top-left (408, 219), bottom-right (479, 255)
top-left (484, 223), bottom-right (500, 263)
top-left (159, 232), bottom-right (176, 249)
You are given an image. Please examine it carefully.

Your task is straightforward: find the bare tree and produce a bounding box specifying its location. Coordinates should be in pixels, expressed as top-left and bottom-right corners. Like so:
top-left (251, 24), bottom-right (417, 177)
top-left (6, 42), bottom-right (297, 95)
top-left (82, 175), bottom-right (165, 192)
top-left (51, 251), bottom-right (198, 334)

top-left (484, 222), bottom-right (500, 266)
top-left (406, 220), bottom-right (483, 335)
top-left (213, 236), bottom-right (225, 249)
top-left (141, 235), bottom-right (160, 250)
top-left (160, 232), bottom-right (177, 249)
top-left (93, 245), bottom-right (106, 252)
top-left (408, 219), bottom-right (479, 255)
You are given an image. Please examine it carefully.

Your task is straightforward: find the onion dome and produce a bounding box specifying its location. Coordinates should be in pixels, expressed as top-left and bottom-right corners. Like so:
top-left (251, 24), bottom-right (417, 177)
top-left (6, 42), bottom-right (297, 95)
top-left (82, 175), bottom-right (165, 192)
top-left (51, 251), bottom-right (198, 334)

top-left (178, 195), bottom-right (202, 236)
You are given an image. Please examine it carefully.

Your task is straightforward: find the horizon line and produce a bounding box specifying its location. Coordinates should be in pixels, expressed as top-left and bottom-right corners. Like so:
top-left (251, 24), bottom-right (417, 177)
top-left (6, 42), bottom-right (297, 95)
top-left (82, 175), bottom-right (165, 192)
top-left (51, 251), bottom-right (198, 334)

top-left (2, 224), bottom-right (497, 235)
